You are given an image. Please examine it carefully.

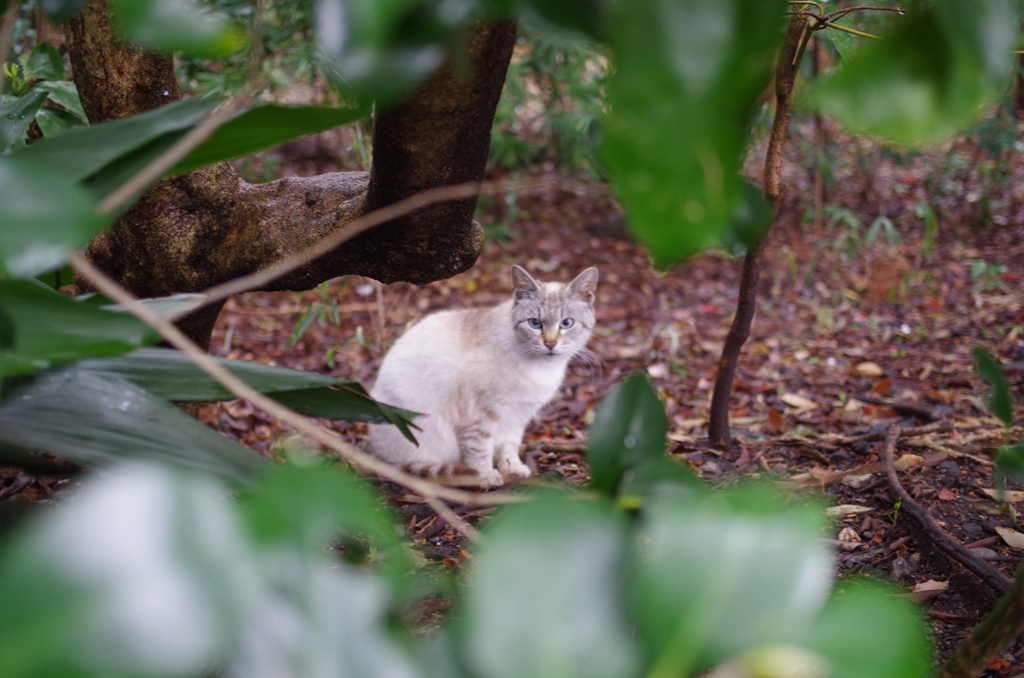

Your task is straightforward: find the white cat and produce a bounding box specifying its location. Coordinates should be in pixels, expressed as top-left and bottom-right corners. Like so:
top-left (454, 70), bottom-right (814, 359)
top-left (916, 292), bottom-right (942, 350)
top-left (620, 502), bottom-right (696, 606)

top-left (368, 265), bottom-right (599, 488)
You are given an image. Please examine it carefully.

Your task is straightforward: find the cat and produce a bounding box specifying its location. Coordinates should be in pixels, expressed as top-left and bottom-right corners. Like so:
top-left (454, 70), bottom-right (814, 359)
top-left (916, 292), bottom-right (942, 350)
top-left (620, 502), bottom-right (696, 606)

top-left (368, 265), bottom-right (599, 489)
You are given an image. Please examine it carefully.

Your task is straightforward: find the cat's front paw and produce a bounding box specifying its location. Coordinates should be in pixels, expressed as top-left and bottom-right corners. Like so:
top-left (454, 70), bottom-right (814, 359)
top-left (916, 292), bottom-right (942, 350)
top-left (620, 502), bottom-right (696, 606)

top-left (497, 456), bottom-right (532, 479)
top-left (476, 469), bottom-right (505, 489)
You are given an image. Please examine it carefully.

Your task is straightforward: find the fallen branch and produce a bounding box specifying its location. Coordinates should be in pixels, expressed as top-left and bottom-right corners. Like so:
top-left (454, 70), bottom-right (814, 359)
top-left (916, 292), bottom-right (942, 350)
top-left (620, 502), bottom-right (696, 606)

top-left (851, 394), bottom-right (939, 422)
top-left (522, 438), bottom-right (588, 454)
top-left (881, 427), bottom-right (1011, 596)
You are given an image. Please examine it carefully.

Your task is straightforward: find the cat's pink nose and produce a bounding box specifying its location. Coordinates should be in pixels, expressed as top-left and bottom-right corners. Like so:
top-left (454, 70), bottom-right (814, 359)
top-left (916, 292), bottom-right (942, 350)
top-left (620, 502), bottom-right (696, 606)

top-left (544, 340), bottom-right (557, 349)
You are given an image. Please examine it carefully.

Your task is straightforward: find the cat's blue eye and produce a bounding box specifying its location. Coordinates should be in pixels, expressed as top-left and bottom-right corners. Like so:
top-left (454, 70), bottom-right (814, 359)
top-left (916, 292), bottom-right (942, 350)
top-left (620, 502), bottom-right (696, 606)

top-left (527, 318), bottom-right (542, 329)
top-left (560, 318), bottom-right (575, 329)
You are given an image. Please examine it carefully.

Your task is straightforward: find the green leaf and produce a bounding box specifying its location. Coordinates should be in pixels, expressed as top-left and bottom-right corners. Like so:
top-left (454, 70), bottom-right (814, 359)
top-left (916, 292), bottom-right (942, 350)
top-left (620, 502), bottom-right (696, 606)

top-left (0, 90), bottom-right (48, 150)
top-left (996, 444), bottom-right (1024, 490)
top-left (239, 463), bottom-right (414, 592)
top-left (37, 0), bottom-right (90, 23)
top-left (808, 581), bottom-right (929, 678)
top-left (74, 347), bottom-right (341, 398)
top-left (0, 305), bottom-right (13, 350)
top-left (720, 179), bottom-right (773, 255)
top-left (31, 263), bottom-right (74, 290)
top-left (521, 0), bottom-right (607, 41)
top-left (242, 463), bottom-right (396, 548)
top-left (169, 104), bottom-right (371, 176)
top-left (934, 0), bottom-right (1017, 86)
top-left (26, 42), bottom-right (64, 82)
top-left (812, 9), bottom-right (997, 145)
top-left (0, 157), bottom-right (109, 277)
top-left (633, 489), bottom-right (832, 673)
top-left (73, 348), bottom-right (420, 436)
top-left (462, 494), bottom-right (639, 678)
top-left (286, 307), bottom-right (319, 347)
top-left (111, 0), bottom-right (247, 58)
top-left (602, 0), bottom-right (787, 266)
top-left (823, 13), bottom-right (857, 60)
top-left (0, 370), bottom-right (266, 482)
top-left (273, 385), bottom-right (419, 430)
top-left (973, 347), bottom-right (1014, 426)
top-left (34, 105), bottom-right (87, 138)
top-left (35, 80), bottom-right (87, 120)
top-left (316, 0), bottom-right (456, 105)
top-left (0, 439), bottom-right (73, 475)
top-left (12, 95), bottom-right (219, 183)
top-left (100, 292), bottom-right (207, 319)
top-left (0, 280), bottom-right (158, 377)
top-left (586, 372), bottom-right (669, 496)
top-left (0, 460), bottom-right (421, 678)
top-left (0, 462), bottom-right (258, 677)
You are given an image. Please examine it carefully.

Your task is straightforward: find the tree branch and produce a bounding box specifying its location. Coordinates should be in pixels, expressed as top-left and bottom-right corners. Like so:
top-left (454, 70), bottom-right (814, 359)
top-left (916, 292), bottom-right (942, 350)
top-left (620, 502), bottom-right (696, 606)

top-left (708, 15), bottom-right (806, 452)
top-left (67, 0), bottom-right (518, 348)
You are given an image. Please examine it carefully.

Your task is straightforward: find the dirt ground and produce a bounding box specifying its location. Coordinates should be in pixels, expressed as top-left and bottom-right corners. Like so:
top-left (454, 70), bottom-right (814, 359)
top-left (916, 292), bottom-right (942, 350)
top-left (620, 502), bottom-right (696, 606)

top-left (1, 116), bottom-right (1021, 671)
top-left (192, 117), bottom-right (1024, 670)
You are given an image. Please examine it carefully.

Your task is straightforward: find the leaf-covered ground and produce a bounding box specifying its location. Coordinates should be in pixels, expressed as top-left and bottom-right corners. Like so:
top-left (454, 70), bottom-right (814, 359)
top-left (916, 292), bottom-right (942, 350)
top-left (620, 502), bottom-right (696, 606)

top-left (1, 118), bottom-right (1021, 668)
top-left (197, 121), bottom-right (1024, 668)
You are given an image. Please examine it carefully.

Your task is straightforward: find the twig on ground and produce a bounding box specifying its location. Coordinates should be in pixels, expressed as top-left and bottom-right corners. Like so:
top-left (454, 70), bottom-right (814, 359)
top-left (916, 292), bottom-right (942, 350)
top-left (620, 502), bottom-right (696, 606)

top-left (522, 438), bottom-right (588, 453)
top-left (426, 498), bottom-right (482, 543)
top-left (881, 426), bottom-right (1011, 596)
top-left (851, 395), bottom-right (939, 422)
top-left (836, 419), bottom-right (949, 445)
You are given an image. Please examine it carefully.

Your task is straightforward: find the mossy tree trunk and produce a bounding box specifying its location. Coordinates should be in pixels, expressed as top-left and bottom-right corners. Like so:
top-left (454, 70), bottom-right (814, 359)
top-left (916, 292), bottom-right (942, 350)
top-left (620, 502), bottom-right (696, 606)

top-left (67, 0), bottom-right (516, 349)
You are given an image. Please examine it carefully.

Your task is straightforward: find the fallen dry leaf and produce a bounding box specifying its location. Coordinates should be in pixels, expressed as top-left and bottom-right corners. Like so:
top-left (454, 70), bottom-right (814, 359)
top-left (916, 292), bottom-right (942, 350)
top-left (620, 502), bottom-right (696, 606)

top-left (937, 488), bottom-right (956, 501)
top-left (646, 363), bottom-right (669, 379)
top-left (842, 473), bottom-right (874, 489)
top-left (781, 393), bottom-right (818, 410)
top-left (980, 488), bottom-right (1024, 503)
top-left (854, 361), bottom-right (884, 378)
top-left (912, 579), bottom-right (949, 593)
top-left (995, 526), bottom-right (1024, 550)
top-left (871, 376), bottom-right (893, 397)
top-left (866, 252), bottom-right (910, 302)
top-left (826, 505), bottom-right (874, 517)
top-left (894, 454), bottom-right (925, 471)
top-left (838, 526), bottom-right (861, 543)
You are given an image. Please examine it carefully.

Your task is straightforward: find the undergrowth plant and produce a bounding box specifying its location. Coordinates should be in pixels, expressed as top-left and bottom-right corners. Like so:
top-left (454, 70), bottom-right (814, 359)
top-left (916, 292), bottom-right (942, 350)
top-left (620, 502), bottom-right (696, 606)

top-left (489, 29), bottom-right (607, 177)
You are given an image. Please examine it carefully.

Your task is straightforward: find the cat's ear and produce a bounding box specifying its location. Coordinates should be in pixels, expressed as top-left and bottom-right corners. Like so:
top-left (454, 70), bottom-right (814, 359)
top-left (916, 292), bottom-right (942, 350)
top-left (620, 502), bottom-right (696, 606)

top-left (569, 267), bottom-right (599, 302)
top-left (510, 265), bottom-right (540, 301)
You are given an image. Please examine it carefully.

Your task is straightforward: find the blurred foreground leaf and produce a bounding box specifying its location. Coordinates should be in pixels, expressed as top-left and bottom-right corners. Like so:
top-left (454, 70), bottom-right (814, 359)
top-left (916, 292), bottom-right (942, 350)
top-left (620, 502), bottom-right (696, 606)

top-left (812, 6), bottom-right (1013, 145)
top-left (0, 371), bottom-right (265, 483)
top-left (634, 489), bottom-right (833, 674)
top-left (111, 0), bottom-right (246, 57)
top-left (602, 0), bottom-right (786, 265)
top-left (75, 347), bottom-right (419, 437)
top-left (808, 582), bottom-right (929, 678)
top-left (0, 158), bottom-right (109, 278)
top-left (0, 91), bottom-right (48, 151)
top-left (462, 494), bottom-right (638, 678)
top-left (0, 280), bottom-right (158, 377)
top-left (169, 104), bottom-right (371, 176)
top-left (0, 461), bottom-right (420, 678)
top-left (586, 371), bottom-right (671, 496)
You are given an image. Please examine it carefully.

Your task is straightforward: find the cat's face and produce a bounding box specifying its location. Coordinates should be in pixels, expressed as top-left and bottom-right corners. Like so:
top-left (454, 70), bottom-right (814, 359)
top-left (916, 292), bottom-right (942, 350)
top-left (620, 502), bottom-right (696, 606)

top-left (509, 266), bottom-right (598, 359)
